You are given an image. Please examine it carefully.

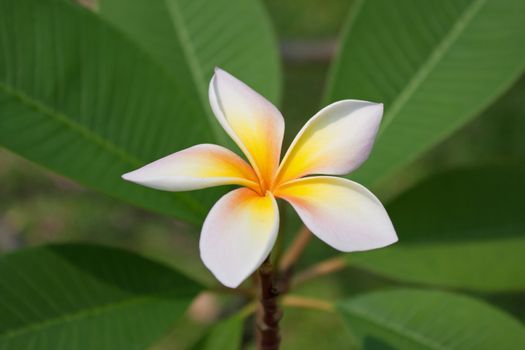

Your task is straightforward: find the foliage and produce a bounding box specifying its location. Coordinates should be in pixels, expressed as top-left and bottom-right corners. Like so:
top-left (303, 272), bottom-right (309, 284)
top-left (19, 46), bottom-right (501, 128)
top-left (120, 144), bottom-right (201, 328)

top-left (349, 166), bottom-right (525, 291)
top-left (1, 0), bottom-right (525, 348)
top-left (339, 289), bottom-right (525, 349)
top-left (0, 0), bottom-right (280, 224)
top-left (326, 0), bottom-right (525, 190)
top-left (0, 244), bottom-right (202, 349)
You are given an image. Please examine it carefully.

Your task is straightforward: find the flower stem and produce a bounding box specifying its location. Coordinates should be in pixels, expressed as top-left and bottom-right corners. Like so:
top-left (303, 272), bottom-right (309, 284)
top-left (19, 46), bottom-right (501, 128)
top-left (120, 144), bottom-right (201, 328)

top-left (256, 259), bottom-right (281, 350)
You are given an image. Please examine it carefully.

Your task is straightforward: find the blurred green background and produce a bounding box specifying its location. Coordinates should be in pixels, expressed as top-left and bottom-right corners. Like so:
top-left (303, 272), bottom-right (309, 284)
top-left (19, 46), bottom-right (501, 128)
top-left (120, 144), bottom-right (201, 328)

top-left (1, 0), bottom-right (524, 349)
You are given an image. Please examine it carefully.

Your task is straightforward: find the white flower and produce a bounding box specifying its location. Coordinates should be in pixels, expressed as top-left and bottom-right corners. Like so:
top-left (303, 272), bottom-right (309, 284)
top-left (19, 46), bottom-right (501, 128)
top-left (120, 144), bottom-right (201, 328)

top-left (123, 68), bottom-right (397, 288)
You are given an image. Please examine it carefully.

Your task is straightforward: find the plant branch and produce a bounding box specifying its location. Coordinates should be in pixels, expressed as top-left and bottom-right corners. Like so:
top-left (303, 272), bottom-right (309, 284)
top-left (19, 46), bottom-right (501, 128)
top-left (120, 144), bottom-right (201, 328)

top-left (278, 226), bottom-right (311, 293)
top-left (279, 226), bottom-right (312, 272)
top-left (281, 295), bottom-right (335, 313)
top-left (256, 259), bottom-right (282, 350)
top-left (292, 257), bottom-right (346, 288)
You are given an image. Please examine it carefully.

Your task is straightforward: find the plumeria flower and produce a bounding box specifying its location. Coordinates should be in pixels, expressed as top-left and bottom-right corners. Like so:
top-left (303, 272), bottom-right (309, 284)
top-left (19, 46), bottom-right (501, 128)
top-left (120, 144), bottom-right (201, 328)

top-left (122, 68), bottom-right (397, 288)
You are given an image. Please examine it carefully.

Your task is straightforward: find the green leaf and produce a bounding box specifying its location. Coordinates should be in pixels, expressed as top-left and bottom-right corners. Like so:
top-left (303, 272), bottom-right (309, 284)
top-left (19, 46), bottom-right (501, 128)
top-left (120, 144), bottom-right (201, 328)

top-left (98, 0), bottom-right (281, 106)
top-left (190, 314), bottom-right (244, 350)
top-left (326, 0), bottom-right (525, 188)
top-left (348, 166), bottom-right (525, 291)
top-left (338, 289), bottom-right (525, 350)
top-left (98, 0), bottom-right (281, 147)
top-left (0, 0), bottom-right (281, 224)
top-left (0, 244), bottom-right (202, 350)
top-left (281, 304), bottom-right (357, 349)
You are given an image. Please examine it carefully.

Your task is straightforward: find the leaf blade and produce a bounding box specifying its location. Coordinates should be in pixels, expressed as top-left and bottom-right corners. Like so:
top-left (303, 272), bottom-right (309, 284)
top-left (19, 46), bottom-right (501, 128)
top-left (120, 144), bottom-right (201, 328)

top-left (348, 166), bottom-right (525, 291)
top-left (0, 0), bottom-right (214, 223)
top-left (0, 244), bottom-right (202, 350)
top-left (326, 0), bottom-right (525, 188)
top-left (190, 314), bottom-right (244, 350)
top-left (98, 0), bottom-right (282, 144)
top-left (0, 0), bottom-right (282, 223)
top-left (338, 289), bottom-right (525, 350)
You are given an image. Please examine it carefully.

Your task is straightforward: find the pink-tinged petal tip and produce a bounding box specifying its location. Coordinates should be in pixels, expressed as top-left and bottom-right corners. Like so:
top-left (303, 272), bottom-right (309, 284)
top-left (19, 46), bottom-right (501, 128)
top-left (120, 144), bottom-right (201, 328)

top-left (275, 176), bottom-right (397, 252)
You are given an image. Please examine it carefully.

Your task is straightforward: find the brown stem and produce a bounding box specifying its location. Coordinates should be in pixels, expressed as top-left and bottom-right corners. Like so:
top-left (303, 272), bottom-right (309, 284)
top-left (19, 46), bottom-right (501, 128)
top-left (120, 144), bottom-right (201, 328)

top-left (256, 259), bottom-right (281, 350)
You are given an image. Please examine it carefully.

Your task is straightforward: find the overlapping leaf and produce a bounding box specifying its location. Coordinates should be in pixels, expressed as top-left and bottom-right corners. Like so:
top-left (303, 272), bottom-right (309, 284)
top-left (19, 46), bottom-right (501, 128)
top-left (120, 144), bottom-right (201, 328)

top-left (99, 0), bottom-right (281, 144)
top-left (339, 289), bottom-right (525, 349)
top-left (0, 0), bottom-right (281, 223)
top-left (190, 314), bottom-right (244, 350)
top-left (0, 244), bottom-right (202, 349)
top-left (349, 167), bottom-right (525, 291)
top-left (326, 0), bottom-right (525, 188)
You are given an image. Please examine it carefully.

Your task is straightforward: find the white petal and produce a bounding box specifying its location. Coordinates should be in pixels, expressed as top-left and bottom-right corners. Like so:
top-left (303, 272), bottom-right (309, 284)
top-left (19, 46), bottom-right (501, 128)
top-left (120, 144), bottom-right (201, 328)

top-left (275, 100), bottom-right (383, 185)
top-left (122, 144), bottom-right (259, 192)
top-left (200, 188), bottom-right (279, 288)
top-left (275, 176), bottom-right (397, 252)
top-left (209, 68), bottom-right (284, 189)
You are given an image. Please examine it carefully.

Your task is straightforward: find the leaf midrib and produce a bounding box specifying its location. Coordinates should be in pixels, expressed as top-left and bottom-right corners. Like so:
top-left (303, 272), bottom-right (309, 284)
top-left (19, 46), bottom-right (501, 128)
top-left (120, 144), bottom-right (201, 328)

top-left (341, 305), bottom-right (447, 350)
top-left (0, 81), bottom-right (142, 167)
top-left (0, 293), bottom-right (190, 341)
top-left (0, 81), bottom-right (203, 212)
top-left (163, 0), bottom-right (227, 144)
top-left (378, 0), bottom-right (486, 135)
